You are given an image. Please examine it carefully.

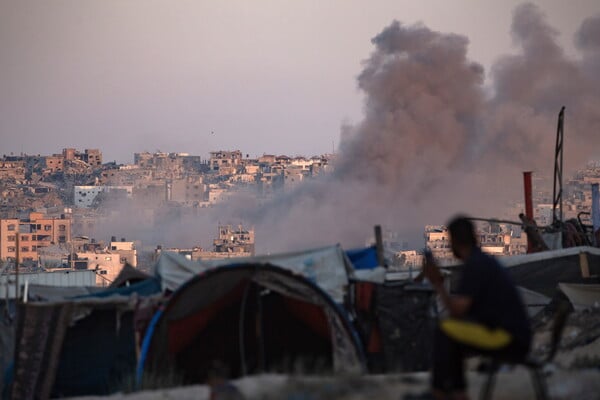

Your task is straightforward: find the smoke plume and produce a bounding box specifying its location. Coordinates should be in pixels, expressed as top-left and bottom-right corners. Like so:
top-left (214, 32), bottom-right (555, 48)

top-left (90, 3), bottom-right (600, 255)
top-left (247, 3), bottom-right (600, 253)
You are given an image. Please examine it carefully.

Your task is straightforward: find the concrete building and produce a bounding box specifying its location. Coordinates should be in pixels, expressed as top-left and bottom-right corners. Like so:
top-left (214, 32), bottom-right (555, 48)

top-left (170, 176), bottom-right (206, 205)
top-left (209, 150), bottom-right (243, 174)
top-left (0, 211), bottom-right (72, 264)
top-left (71, 237), bottom-right (138, 286)
top-left (74, 185), bottom-right (133, 208)
top-left (155, 224), bottom-right (255, 261)
top-left (424, 225), bottom-right (454, 262)
top-left (212, 224), bottom-right (255, 255)
top-left (63, 148), bottom-right (102, 167)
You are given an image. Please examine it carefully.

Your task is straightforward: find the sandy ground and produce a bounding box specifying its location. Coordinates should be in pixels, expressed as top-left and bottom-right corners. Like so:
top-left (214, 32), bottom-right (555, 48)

top-left (68, 367), bottom-right (600, 400)
top-left (67, 309), bottom-right (600, 400)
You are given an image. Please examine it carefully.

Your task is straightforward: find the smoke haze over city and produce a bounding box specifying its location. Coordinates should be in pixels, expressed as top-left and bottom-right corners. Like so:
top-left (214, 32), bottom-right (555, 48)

top-left (1, 1), bottom-right (600, 253)
top-left (247, 3), bottom-right (600, 252)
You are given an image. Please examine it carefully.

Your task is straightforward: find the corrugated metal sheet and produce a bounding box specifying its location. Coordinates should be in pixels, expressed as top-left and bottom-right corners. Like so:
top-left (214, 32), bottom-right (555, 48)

top-left (0, 269), bottom-right (97, 299)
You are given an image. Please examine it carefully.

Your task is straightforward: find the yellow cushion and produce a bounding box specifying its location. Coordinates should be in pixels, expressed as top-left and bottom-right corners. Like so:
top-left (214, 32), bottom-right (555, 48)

top-left (440, 319), bottom-right (512, 350)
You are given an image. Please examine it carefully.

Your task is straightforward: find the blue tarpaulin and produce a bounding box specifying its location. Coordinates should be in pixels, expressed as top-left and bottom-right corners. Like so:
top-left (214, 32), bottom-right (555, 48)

top-left (346, 246), bottom-right (379, 270)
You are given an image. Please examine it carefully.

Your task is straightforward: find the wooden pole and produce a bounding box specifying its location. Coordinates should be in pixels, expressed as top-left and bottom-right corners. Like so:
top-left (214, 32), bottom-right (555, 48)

top-left (374, 225), bottom-right (386, 268)
top-left (15, 232), bottom-right (19, 300)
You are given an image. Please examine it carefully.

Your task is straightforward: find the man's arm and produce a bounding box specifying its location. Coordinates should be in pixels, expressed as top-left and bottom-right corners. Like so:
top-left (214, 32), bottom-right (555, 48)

top-left (423, 261), bottom-right (472, 318)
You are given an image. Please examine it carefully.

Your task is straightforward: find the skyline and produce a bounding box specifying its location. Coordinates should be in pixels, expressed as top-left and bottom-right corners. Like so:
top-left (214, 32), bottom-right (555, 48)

top-left (1, 1), bottom-right (599, 164)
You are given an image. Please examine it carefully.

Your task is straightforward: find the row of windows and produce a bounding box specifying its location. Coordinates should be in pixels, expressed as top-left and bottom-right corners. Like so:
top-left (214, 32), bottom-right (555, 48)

top-left (3, 234), bottom-right (60, 242)
top-left (5, 224), bottom-right (66, 231)
top-left (6, 246), bottom-right (37, 252)
top-left (3, 236), bottom-right (65, 251)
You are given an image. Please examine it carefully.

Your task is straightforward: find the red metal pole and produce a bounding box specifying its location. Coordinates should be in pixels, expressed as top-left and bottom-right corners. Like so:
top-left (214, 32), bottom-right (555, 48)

top-left (523, 171), bottom-right (534, 253)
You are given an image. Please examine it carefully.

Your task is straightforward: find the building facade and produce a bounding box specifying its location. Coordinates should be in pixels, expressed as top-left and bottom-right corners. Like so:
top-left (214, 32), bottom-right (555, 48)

top-left (0, 212), bottom-right (72, 264)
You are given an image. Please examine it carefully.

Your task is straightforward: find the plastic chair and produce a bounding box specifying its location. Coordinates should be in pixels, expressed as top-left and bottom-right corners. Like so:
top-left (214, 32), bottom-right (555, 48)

top-left (479, 302), bottom-right (571, 400)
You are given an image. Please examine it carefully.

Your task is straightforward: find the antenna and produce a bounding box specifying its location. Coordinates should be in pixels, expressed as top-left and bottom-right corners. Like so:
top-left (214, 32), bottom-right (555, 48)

top-left (552, 106), bottom-right (565, 226)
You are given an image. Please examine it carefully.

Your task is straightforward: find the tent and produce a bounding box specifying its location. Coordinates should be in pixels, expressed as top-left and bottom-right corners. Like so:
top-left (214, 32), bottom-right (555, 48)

top-left (10, 278), bottom-right (162, 399)
top-left (154, 244), bottom-right (354, 303)
top-left (139, 264), bottom-right (365, 385)
top-left (110, 263), bottom-right (152, 288)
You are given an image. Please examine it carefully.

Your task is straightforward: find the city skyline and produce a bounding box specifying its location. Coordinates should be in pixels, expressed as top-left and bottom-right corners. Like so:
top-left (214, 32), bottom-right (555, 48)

top-left (1, 1), bottom-right (599, 163)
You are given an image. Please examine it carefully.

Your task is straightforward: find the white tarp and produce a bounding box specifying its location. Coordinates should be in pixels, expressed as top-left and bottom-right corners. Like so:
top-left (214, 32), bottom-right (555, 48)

top-left (500, 245), bottom-right (600, 267)
top-left (559, 282), bottom-right (600, 311)
top-left (154, 244), bottom-right (354, 303)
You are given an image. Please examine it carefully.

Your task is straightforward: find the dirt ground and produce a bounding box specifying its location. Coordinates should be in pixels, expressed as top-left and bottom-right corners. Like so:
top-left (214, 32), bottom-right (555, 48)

top-left (68, 367), bottom-right (600, 400)
top-left (69, 309), bottom-right (600, 400)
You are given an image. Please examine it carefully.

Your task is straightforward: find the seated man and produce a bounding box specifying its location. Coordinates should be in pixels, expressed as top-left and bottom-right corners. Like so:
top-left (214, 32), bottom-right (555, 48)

top-left (422, 216), bottom-right (531, 400)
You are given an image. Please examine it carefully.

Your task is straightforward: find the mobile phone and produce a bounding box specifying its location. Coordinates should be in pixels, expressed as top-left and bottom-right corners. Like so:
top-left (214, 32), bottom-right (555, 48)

top-left (423, 248), bottom-right (434, 263)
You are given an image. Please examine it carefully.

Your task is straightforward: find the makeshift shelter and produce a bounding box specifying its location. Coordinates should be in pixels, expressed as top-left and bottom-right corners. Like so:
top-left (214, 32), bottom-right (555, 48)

top-left (10, 278), bottom-right (162, 399)
top-left (110, 263), bottom-right (152, 288)
top-left (139, 264), bottom-right (365, 385)
top-left (154, 245), bottom-right (354, 303)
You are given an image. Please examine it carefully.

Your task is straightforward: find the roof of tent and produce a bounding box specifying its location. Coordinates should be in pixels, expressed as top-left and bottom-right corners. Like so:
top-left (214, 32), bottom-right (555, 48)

top-left (13, 277), bottom-right (163, 398)
top-left (154, 244), bottom-right (355, 303)
top-left (109, 263), bottom-right (152, 288)
top-left (139, 263), bottom-right (365, 383)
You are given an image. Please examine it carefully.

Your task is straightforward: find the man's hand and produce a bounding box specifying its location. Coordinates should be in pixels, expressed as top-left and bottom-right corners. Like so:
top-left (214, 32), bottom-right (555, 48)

top-left (423, 258), bottom-right (444, 287)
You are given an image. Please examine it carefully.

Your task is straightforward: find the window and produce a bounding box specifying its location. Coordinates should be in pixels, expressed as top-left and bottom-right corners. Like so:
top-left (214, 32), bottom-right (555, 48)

top-left (31, 246), bottom-right (37, 251)
top-left (36, 224), bottom-right (41, 230)
top-left (58, 235), bottom-right (66, 243)
top-left (7, 247), bottom-right (15, 253)
top-left (20, 235), bottom-right (29, 241)
top-left (7, 235), bottom-right (15, 242)
top-left (21, 247), bottom-right (29, 252)
top-left (59, 225), bottom-right (66, 232)
top-left (7, 224), bottom-right (15, 231)
top-left (44, 225), bottom-right (52, 231)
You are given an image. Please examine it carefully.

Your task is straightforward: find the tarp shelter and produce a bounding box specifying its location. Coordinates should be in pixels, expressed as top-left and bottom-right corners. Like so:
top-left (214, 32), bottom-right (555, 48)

top-left (154, 245), bottom-right (354, 303)
top-left (346, 246), bottom-right (380, 270)
top-left (110, 263), bottom-right (152, 288)
top-left (139, 264), bottom-right (365, 386)
top-left (10, 278), bottom-right (161, 399)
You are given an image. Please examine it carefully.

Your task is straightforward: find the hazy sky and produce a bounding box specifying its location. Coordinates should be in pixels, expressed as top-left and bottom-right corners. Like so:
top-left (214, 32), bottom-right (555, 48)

top-left (1, 0), bottom-right (598, 164)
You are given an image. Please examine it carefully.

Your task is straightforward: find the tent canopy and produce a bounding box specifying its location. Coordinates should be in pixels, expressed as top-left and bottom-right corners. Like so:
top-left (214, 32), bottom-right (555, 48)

top-left (140, 264), bottom-right (365, 385)
top-left (154, 244), bottom-right (354, 303)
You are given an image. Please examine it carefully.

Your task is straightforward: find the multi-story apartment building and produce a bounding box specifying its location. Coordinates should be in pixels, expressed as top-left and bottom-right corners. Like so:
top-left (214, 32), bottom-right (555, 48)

top-left (74, 185), bottom-right (133, 208)
top-left (44, 155), bottom-right (65, 174)
top-left (0, 211), bottom-right (71, 264)
top-left (170, 176), bottom-right (206, 205)
top-left (213, 224), bottom-right (255, 255)
top-left (71, 237), bottom-right (138, 286)
top-left (209, 150), bottom-right (243, 174)
top-left (154, 224), bottom-right (255, 261)
top-left (422, 222), bottom-right (526, 266)
top-left (63, 148), bottom-right (102, 167)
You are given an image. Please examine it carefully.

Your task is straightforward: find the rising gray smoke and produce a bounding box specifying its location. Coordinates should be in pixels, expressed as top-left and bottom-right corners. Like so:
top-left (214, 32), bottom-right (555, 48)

top-left (247, 3), bottom-right (600, 253)
top-left (90, 4), bottom-right (600, 255)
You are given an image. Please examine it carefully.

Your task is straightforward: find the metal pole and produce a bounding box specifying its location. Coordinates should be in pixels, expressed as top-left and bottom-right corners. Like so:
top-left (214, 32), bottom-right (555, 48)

top-left (552, 107), bottom-right (565, 225)
top-left (592, 183), bottom-right (600, 246)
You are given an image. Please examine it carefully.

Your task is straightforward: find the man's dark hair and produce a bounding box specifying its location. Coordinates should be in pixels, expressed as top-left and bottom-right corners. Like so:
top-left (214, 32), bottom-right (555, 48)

top-left (447, 215), bottom-right (477, 247)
